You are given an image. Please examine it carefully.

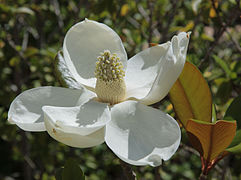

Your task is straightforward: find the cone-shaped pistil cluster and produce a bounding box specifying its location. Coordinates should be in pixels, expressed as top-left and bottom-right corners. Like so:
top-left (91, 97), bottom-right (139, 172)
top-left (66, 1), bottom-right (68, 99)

top-left (95, 50), bottom-right (126, 104)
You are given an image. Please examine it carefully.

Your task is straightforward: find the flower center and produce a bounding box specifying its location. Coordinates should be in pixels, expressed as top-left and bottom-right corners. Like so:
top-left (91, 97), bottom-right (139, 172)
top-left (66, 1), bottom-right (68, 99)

top-left (94, 50), bottom-right (126, 105)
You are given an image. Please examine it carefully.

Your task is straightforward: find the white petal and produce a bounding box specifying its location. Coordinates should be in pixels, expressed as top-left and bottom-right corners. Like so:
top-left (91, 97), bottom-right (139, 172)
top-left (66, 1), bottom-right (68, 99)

top-left (8, 86), bottom-right (95, 132)
top-left (43, 100), bottom-right (110, 136)
top-left (63, 19), bottom-right (127, 90)
top-left (44, 115), bottom-right (105, 148)
top-left (105, 101), bottom-right (181, 167)
top-left (125, 42), bottom-right (170, 101)
top-left (43, 100), bottom-right (110, 148)
top-left (55, 51), bottom-right (83, 89)
top-left (126, 32), bottom-right (190, 105)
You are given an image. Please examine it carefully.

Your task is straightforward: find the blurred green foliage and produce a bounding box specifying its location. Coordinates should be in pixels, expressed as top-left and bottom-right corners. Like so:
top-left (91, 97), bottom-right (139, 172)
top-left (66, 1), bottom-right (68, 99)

top-left (0, 0), bottom-right (240, 179)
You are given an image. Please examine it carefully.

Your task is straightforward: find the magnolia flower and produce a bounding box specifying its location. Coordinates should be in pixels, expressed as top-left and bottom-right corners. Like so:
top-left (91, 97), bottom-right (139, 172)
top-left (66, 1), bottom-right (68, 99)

top-left (8, 19), bottom-right (190, 167)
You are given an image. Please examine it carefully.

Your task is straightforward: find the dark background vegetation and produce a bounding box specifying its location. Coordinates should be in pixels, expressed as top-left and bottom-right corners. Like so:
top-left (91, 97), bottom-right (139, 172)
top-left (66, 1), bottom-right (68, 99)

top-left (0, 0), bottom-right (240, 179)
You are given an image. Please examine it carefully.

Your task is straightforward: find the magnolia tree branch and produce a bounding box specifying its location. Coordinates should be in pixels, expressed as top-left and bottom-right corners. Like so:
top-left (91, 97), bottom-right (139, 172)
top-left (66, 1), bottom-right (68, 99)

top-left (119, 160), bottom-right (137, 180)
top-left (147, 0), bottom-right (154, 44)
top-left (199, 0), bottom-right (240, 69)
top-left (154, 166), bottom-right (162, 180)
top-left (159, 0), bottom-right (179, 42)
top-left (199, 173), bottom-right (208, 180)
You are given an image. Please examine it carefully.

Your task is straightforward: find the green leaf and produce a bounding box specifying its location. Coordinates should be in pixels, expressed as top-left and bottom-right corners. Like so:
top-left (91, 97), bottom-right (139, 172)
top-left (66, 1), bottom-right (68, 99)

top-left (9, 57), bottom-right (20, 67)
top-left (225, 94), bottom-right (241, 154)
top-left (62, 158), bottom-right (85, 180)
top-left (24, 47), bottom-right (39, 57)
top-left (216, 79), bottom-right (232, 104)
top-left (13, 7), bottom-right (35, 16)
top-left (225, 94), bottom-right (241, 128)
top-left (212, 104), bottom-right (217, 123)
top-left (213, 55), bottom-right (236, 79)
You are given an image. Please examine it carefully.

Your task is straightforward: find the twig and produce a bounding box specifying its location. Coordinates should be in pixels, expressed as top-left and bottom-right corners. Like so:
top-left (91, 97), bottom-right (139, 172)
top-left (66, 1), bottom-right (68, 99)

top-left (20, 131), bottom-right (32, 180)
top-left (180, 143), bottom-right (200, 156)
top-left (51, 0), bottom-right (64, 29)
top-left (226, 30), bottom-right (241, 54)
top-left (6, 34), bottom-right (25, 60)
top-left (221, 156), bottom-right (230, 180)
top-left (119, 160), bottom-right (137, 180)
top-left (199, 173), bottom-right (208, 180)
top-left (138, 4), bottom-right (150, 22)
top-left (21, 30), bottom-right (29, 51)
top-left (147, 0), bottom-right (154, 44)
top-left (199, 0), bottom-right (240, 69)
top-left (127, 16), bottom-right (140, 29)
top-left (154, 166), bottom-right (162, 180)
top-left (159, 0), bottom-right (179, 42)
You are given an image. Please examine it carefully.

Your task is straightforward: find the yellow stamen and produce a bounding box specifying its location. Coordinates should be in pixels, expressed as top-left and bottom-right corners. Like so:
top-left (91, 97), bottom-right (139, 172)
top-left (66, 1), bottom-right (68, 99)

top-left (95, 50), bottom-right (126, 104)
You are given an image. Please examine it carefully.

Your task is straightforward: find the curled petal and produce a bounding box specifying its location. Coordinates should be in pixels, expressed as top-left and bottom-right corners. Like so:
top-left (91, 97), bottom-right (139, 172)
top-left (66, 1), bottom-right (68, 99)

top-left (105, 101), bottom-right (181, 167)
top-left (43, 100), bottom-right (111, 148)
top-left (8, 86), bottom-right (95, 131)
top-left (44, 116), bottom-right (105, 148)
top-left (126, 32), bottom-right (191, 105)
top-left (63, 19), bottom-right (127, 90)
top-left (55, 51), bottom-right (83, 89)
top-left (125, 42), bottom-right (170, 102)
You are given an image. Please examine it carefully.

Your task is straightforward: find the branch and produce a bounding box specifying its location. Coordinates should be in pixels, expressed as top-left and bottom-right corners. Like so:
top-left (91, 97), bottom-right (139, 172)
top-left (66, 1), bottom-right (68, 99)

top-left (147, 0), bottom-right (154, 44)
top-left (199, 173), bottom-right (208, 180)
top-left (51, 0), bottom-right (64, 29)
top-left (154, 166), bottom-right (162, 180)
top-left (119, 160), bottom-right (137, 180)
top-left (226, 30), bottom-right (241, 54)
top-left (199, 0), bottom-right (240, 69)
top-left (180, 143), bottom-right (200, 156)
top-left (159, 0), bottom-right (179, 42)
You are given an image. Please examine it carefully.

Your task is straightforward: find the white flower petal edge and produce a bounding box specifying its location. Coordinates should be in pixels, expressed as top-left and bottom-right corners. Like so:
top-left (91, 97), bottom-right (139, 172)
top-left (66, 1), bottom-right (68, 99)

top-left (63, 19), bottom-right (127, 90)
top-left (8, 86), bottom-right (95, 132)
top-left (43, 100), bottom-right (111, 148)
top-left (56, 51), bottom-right (83, 89)
top-left (105, 100), bottom-right (181, 167)
top-left (126, 32), bottom-right (191, 105)
top-left (44, 116), bottom-right (106, 148)
top-left (42, 100), bottom-right (111, 136)
top-left (125, 42), bottom-right (170, 101)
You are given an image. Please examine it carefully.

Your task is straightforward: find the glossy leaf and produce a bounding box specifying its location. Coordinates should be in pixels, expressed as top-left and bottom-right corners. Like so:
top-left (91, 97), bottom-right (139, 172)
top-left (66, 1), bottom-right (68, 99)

top-left (225, 94), bottom-right (241, 154)
top-left (179, 21), bottom-right (194, 32)
top-left (224, 94), bottom-right (241, 128)
top-left (62, 158), bottom-right (85, 180)
top-left (216, 79), bottom-right (232, 105)
top-left (186, 119), bottom-right (236, 161)
top-left (213, 55), bottom-right (237, 79)
top-left (169, 62), bottom-right (212, 127)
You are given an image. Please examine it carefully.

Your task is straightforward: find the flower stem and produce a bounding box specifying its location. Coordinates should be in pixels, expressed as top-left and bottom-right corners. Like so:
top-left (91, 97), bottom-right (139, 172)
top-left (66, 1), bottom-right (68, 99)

top-left (119, 160), bottom-right (137, 180)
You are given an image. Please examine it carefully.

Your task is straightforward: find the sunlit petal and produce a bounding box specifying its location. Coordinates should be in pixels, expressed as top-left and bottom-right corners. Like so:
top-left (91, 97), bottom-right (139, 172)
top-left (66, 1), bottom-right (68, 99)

top-left (126, 32), bottom-right (190, 105)
top-left (63, 19), bottom-right (127, 90)
top-left (43, 100), bottom-right (110, 148)
top-left (44, 116), bottom-right (106, 148)
top-left (8, 86), bottom-right (95, 131)
top-left (125, 42), bottom-right (170, 102)
top-left (105, 101), bottom-right (181, 167)
top-left (43, 100), bottom-right (110, 136)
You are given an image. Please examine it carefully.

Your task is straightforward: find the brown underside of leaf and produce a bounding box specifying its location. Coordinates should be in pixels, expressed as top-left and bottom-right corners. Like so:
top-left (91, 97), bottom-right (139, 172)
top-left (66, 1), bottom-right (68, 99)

top-left (186, 119), bottom-right (236, 161)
